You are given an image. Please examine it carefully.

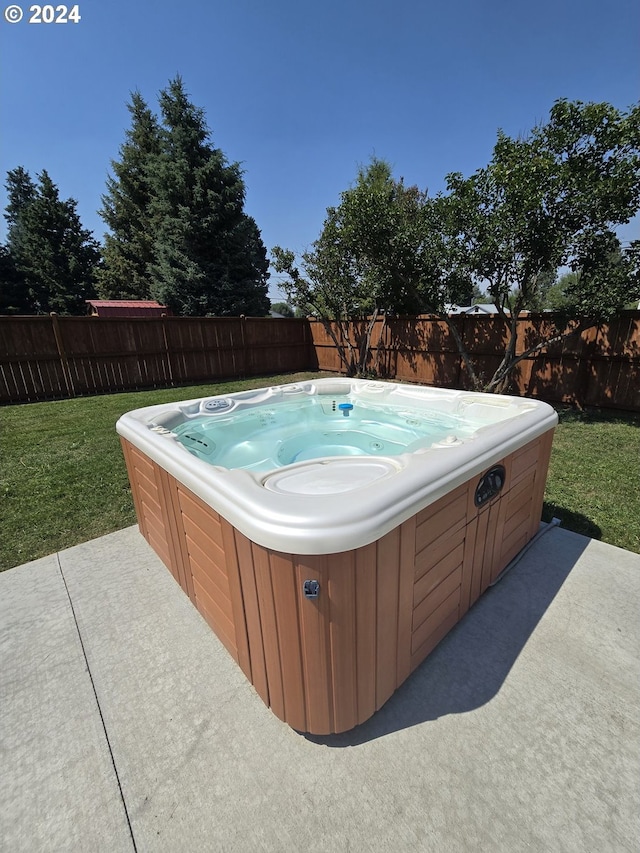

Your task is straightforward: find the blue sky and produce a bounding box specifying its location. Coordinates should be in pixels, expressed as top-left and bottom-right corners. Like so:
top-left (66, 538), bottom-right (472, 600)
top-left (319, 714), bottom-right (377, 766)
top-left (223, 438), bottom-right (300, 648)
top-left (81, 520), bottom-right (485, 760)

top-left (1, 0), bottom-right (638, 300)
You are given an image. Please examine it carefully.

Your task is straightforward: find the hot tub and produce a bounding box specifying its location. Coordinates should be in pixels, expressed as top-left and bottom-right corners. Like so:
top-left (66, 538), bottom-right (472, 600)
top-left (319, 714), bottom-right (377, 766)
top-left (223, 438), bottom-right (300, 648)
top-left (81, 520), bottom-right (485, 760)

top-left (117, 378), bottom-right (557, 734)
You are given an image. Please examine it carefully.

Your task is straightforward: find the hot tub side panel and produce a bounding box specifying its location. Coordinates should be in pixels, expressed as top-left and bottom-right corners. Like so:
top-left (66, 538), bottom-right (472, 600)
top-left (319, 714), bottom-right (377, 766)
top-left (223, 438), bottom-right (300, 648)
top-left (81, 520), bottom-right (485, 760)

top-left (120, 437), bottom-right (251, 676)
top-left (120, 437), bottom-right (199, 600)
top-left (224, 522), bottom-right (421, 735)
top-left (120, 430), bottom-right (553, 735)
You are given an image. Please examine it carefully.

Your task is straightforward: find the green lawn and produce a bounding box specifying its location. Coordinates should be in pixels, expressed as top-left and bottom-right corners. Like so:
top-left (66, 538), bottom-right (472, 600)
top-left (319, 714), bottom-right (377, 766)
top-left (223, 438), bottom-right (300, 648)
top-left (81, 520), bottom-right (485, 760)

top-left (1, 377), bottom-right (638, 571)
top-left (541, 407), bottom-right (640, 553)
top-left (0, 373), bottom-right (332, 571)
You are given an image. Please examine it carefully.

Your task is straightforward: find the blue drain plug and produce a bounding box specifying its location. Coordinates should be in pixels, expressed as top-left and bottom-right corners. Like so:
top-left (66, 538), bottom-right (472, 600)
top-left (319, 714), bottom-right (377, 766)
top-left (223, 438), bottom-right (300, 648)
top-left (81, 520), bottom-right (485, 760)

top-left (338, 403), bottom-right (354, 417)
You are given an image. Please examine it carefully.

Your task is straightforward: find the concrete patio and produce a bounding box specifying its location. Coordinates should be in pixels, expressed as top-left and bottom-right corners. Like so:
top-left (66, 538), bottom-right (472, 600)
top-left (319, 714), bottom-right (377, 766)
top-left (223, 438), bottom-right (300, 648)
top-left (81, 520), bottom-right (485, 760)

top-left (1, 524), bottom-right (639, 852)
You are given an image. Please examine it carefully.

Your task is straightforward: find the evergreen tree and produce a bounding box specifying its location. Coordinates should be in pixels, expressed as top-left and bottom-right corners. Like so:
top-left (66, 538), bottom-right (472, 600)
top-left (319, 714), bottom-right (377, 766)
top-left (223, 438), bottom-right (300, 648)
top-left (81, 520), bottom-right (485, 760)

top-left (5, 166), bottom-right (37, 227)
top-left (97, 92), bottom-right (161, 299)
top-left (99, 76), bottom-right (270, 315)
top-left (0, 244), bottom-right (30, 314)
top-left (4, 169), bottom-right (101, 314)
top-left (214, 214), bottom-right (270, 316)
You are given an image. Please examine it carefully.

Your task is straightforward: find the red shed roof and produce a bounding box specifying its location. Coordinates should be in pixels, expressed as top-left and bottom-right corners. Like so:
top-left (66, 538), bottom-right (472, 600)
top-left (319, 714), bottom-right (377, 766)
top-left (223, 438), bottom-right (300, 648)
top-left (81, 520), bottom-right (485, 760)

top-left (86, 300), bottom-right (171, 317)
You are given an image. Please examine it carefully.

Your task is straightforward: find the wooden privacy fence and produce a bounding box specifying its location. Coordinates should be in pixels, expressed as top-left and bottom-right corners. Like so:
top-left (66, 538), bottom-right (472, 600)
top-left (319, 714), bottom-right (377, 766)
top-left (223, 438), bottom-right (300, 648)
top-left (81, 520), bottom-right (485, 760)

top-left (310, 311), bottom-right (640, 411)
top-left (0, 315), bottom-right (314, 403)
top-left (1, 311), bottom-right (639, 410)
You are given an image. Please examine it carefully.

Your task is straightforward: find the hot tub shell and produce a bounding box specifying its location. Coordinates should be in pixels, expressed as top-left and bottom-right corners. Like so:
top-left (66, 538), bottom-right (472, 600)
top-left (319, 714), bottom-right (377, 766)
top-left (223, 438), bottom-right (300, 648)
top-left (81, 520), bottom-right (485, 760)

top-left (117, 379), bottom-right (556, 734)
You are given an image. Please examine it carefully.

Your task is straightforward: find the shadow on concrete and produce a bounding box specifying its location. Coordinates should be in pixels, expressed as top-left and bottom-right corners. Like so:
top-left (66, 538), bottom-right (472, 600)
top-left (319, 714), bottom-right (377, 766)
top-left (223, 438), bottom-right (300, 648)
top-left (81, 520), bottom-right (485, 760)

top-left (305, 528), bottom-right (590, 747)
top-left (542, 501), bottom-right (602, 541)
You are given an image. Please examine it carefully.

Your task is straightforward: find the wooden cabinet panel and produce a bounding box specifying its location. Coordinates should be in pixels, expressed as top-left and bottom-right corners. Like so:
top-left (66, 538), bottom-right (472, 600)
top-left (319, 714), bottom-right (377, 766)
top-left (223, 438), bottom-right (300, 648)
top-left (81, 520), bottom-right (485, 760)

top-left (121, 429), bottom-right (554, 734)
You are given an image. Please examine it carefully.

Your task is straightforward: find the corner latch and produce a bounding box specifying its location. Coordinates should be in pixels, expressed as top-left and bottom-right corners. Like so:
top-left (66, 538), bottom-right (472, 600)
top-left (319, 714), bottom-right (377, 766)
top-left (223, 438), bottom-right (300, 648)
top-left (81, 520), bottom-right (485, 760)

top-left (303, 579), bottom-right (320, 599)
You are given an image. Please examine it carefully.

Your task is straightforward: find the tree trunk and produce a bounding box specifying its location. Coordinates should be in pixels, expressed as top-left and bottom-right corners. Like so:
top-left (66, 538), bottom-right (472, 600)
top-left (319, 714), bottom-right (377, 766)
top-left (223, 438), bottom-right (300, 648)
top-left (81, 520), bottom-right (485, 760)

top-left (443, 314), bottom-right (483, 391)
top-left (357, 309), bottom-right (380, 376)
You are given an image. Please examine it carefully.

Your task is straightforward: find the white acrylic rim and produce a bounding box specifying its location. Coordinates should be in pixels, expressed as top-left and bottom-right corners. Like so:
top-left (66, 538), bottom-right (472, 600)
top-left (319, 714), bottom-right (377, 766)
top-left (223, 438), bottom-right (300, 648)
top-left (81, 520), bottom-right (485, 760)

top-left (116, 378), bottom-right (558, 554)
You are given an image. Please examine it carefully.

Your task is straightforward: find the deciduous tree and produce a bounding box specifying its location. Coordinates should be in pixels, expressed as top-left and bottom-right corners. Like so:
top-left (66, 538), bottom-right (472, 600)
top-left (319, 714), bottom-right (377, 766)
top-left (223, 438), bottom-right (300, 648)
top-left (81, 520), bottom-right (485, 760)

top-left (440, 99), bottom-right (640, 390)
top-left (273, 158), bottom-right (441, 374)
top-left (270, 301), bottom-right (295, 317)
top-left (277, 101), bottom-right (640, 389)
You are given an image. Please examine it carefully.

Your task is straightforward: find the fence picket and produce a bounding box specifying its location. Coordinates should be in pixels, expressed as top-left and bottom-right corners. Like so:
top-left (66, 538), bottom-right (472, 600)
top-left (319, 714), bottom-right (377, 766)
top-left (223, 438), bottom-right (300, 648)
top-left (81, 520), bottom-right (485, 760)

top-left (0, 313), bottom-right (638, 410)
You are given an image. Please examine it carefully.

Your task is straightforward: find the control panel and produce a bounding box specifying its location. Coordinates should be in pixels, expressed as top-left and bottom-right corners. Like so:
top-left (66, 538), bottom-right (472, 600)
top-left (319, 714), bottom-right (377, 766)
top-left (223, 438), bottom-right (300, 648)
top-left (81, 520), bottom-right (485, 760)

top-left (474, 465), bottom-right (506, 507)
top-left (202, 398), bottom-right (233, 413)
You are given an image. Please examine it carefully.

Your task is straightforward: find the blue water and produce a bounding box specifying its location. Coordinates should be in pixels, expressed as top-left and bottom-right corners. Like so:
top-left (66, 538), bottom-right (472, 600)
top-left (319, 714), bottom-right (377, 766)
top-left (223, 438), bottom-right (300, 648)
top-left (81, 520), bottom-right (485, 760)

top-left (171, 396), bottom-right (473, 471)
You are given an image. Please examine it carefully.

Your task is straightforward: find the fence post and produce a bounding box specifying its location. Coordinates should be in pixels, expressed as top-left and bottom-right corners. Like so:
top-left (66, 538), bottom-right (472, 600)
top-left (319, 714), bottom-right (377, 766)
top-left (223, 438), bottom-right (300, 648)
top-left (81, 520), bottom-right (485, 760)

top-left (456, 314), bottom-right (465, 389)
top-left (50, 312), bottom-right (75, 397)
top-left (576, 322), bottom-right (601, 408)
top-left (240, 315), bottom-right (248, 377)
top-left (160, 314), bottom-right (175, 386)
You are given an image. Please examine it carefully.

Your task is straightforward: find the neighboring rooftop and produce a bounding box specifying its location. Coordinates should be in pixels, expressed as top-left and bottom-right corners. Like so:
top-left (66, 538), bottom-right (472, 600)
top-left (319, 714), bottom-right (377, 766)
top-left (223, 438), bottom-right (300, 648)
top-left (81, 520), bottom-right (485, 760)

top-left (86, 300), bottom-right (171, 317)
top-left (448, 303), bottom-right (502, 315)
